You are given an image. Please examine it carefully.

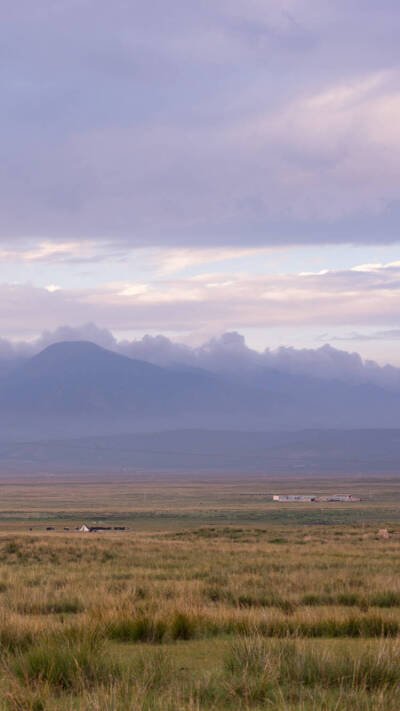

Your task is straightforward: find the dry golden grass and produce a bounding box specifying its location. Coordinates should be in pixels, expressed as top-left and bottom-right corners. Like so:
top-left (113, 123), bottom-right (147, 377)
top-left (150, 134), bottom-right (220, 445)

top-left (0, 475), bottom-right (400, 708)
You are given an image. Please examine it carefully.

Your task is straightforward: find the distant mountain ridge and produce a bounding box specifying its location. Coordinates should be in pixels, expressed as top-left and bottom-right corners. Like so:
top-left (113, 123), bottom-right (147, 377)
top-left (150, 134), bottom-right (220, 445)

top-left (0, 340), bottom-right (398, 439)
top-left (0, 341), bottom-right (278, 437)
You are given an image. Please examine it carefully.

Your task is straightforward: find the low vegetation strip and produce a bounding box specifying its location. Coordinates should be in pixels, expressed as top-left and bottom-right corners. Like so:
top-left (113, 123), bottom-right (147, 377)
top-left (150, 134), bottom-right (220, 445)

top-left (1, 518), bottom-right (400, 707)
top-left (2, 635), bottom-right (400, 710)
top-left (105, 611), bottom-right (400, 642)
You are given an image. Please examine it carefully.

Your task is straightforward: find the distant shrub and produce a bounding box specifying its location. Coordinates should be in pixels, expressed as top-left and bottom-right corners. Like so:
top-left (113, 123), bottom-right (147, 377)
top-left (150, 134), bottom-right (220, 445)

top-left (337, 593), bottom-right (359, 607)
top-left (15, 597), bottom-right (84, 615)
top-left (301, 592), bottom-right (398, 611)
top-left (51, 598), bottom-right (84, 614)
top-left (370, 591), bottom-right (400, 608)
top-left (224, 636), bottom-right (400, 698)
top-left (301, 594), bottom-right (331, 606)
top-left (276, 599), bottom-right (297, 615)
top-left (13, 635), bottom-right (120, 692)
top-left (135, 585), bottom-right (148, 600)
top-left (170, 612), bottom-right (196, 640)
top-left (203, 585), bottom-right (223, 603)
top-left (108, 616), bottom-right (166, 643)
top-left (255, 614), bottom-right (399, 639)
top-left (0, 621), bottom-right (34, 652)
top-left (237, 594), bottom-right (256, 608)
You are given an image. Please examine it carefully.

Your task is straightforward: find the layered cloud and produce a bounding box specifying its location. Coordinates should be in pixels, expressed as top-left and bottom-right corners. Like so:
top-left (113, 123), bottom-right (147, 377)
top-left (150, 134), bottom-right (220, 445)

top-left (2, 322), bottom-right (400, 393)
top-left (1, 259), bottom-right (400, 338)
top-left (1, 2), bottom-right (400, 360)
top-left (1, 1), bottom-right (400, 250)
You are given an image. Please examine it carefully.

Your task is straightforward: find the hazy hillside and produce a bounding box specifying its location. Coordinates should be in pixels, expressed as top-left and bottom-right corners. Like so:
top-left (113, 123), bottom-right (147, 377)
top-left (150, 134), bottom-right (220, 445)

top-left (0, 340), bottom-right (399, 439)
top-left (0, 341), bottom-right (280, 438)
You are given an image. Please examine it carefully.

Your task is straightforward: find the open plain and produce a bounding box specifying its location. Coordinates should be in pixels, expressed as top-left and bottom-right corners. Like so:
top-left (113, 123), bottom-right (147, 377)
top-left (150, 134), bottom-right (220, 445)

top-left (1, 475), bottom-right (400, 710)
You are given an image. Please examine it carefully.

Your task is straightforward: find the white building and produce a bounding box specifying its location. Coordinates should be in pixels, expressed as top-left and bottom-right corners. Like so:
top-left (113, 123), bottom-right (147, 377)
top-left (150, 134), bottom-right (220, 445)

top-left (272, 494), bottom-right (360, 503)
top-left (78, 524), bottom-right (90, 532)
top-left (318, 495), bottom-right (360, 502)
top-left (273, 495), bottom-right (316, 502)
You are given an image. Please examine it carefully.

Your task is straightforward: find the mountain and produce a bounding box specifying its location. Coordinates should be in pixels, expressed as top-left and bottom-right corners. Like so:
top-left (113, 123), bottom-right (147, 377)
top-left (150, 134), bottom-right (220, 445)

top-left (0, 340), bottom-right (399, 439)
top-left (222, 366), bottom-right (400, 428)
top-left (0, 341), bottom-right (280, 438)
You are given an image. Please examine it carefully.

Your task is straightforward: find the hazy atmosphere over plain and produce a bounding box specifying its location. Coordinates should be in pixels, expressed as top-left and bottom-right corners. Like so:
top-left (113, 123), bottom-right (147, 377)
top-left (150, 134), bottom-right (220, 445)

top-left (3, 10), bottom-right (400, 708)
top-left (2, 0), bottom-right (400, 365)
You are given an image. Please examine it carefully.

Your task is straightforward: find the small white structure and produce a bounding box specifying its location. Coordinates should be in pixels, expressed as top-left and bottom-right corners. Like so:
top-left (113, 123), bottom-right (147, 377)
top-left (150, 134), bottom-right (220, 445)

top-left (272, 494), bottom-right (360, 503)
top-left (378, 528), bottom-right (390, 539)
top-left (78, 524), bottom-right (90, 532)
top-left (319, 494), bottom-right (360, 502)
top-left (273, 495), bottom-right (316, 502)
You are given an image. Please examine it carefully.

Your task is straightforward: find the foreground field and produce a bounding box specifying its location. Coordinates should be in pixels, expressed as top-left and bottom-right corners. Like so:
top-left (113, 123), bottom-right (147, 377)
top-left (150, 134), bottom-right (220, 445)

top-left (1, 475), bottom-right (400, 709)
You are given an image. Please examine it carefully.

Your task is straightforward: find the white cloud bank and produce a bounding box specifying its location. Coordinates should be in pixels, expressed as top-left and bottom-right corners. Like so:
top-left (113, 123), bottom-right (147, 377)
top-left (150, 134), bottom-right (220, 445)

top-left (2, 323), bottom-right (400, 393)
top-left (0, 259), bottom-right (399, 337)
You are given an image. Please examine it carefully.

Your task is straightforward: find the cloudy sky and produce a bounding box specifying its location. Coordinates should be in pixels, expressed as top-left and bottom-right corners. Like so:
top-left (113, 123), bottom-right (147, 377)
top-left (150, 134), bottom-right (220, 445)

top-left (2, 0), bottom-right (400, 363)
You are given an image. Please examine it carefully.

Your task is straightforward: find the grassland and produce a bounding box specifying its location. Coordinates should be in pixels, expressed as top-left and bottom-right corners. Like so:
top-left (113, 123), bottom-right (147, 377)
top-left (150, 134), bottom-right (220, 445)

top-left (1, 475), bottom-right (400, 709)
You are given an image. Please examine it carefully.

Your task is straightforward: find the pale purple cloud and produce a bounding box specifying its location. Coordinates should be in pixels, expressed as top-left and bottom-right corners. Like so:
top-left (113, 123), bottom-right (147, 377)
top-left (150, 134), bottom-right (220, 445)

top-left (0, 260), bottom-right (399, 338)
top-left (3, 322), bottom-right (400, 393)
top-left (0, 1), bottom-right (399, 250)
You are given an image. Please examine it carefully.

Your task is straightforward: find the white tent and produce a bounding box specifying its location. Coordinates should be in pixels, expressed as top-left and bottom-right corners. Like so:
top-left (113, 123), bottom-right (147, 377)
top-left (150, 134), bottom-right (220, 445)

top-left (78, 524), bottom-right (90, 532)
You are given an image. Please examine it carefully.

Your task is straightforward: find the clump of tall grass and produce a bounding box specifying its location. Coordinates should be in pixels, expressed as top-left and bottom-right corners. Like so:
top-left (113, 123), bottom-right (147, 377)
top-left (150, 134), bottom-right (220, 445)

top-left (12, 631), bottom-right (120, 692)
top-left (108, 615), bottom-right (167, 643)
top-left (0, 614), bottom-right (36, 653)
top-left (170, 612), bottom-right (196, 640)
top-left (106, 607), bottom-right (400, 644)
top-left (235, 592), bottom-right (297, 613)
top-left (131, 649), bottom-right (176, 690)
top-left (14, 596), bottom-right (84, 615)
top-left (223, 636), bottom-right (400, 703)
top-left (107, 610), bottom-right (200, 643)
top-left (258, 613), bottom-right (399, 638)
top-left (302, 591), bottom-right (400, 609)
top-left (370, 591), bottom-right (400, 608)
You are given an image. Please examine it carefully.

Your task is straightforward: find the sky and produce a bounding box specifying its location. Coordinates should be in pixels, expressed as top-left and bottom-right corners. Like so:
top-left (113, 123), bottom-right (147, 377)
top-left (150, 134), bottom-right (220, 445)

top-left (1, 1), bottom-right (400, 364)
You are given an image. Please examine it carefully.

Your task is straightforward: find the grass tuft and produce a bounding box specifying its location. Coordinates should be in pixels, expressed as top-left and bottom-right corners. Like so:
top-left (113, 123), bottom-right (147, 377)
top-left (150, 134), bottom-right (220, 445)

top-left (13, 634), bottom-right (120, 692)
top-left (108, 616), bottom-right (167, 643)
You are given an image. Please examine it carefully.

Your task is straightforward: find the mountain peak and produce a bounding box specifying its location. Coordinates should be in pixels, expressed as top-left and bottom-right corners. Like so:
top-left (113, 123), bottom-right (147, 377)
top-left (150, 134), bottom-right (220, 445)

top-left (35, 340), bottom-right (121, 361)
top-left (0, 339), bottom-right (398, 438)
top-left (27, 340), bottom-right (163, 373)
